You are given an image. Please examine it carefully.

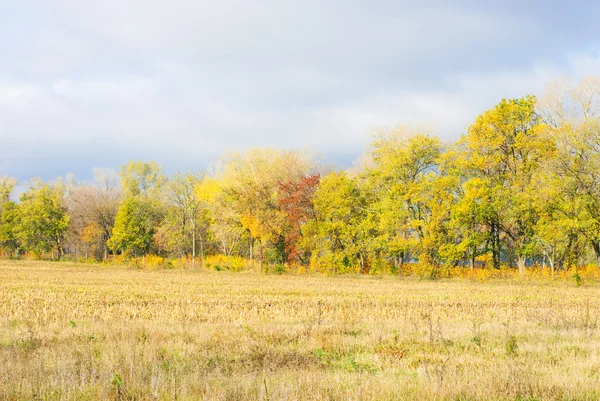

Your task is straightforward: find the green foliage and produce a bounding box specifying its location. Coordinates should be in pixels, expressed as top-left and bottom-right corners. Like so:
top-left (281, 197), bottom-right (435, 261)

top-left (362, 127), bottom-right (459, 270)
top-left (156, 172), bottom-right (206, 260)
top-left (110, 372), bottom-right (123, 395)
top-left (120, 160), bottom-right (166, 198)
top-left (459, 96), bottom-right (551, 270)
top-left (0, 201), bottom-right (20, 255)
top-left (4, 77), bottom-right (600, 273)
top-left (505, 335), bottom-right (519, 356)
top-left (108, 197), bottom-right (159, 256)
top-left (13, 185), bottom-right (70, 257)
top-left (573, 271), bottom-right (582, 287)
top-left (305, 171), bottom-right (375, 273)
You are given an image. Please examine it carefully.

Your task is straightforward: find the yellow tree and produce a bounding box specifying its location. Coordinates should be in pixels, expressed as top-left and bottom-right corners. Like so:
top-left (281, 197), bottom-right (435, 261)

top-left (197, 176), bottom-right (245, 257)
top-left (362, 126), bottom-right (442, 268)
top-left (461, 96), bottom-right (551, 272)
top-left (303, 171), bottom-right (375, 273)
top-left (538, 76), bottom-right (600, 266)
top-left (215, 149), bottom-right (316, 265)
top-left (533, 160), bottom-right (582, 274)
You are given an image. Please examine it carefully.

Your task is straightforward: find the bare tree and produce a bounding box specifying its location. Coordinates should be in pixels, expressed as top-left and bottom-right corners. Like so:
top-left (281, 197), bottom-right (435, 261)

top-left (538, 76), bottom-right (600, 125)
top-left (67, 168), bottom-right (121, 259)
top-left (572, 76), bottom-right (600, 122)
top-left (0, 176), bottom-right (18, 204)
top-left (166, 172), bottom-right (206, 267)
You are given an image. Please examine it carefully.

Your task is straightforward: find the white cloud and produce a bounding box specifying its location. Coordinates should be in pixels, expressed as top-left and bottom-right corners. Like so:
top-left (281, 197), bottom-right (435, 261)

top-left (1, 1), bottom-right (600, 179)
top-left (0, 80), bottom-right (41, 111)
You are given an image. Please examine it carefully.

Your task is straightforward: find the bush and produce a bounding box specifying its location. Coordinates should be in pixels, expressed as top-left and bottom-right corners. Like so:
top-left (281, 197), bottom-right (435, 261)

top-left (204, 255), bottom-right (253, 272)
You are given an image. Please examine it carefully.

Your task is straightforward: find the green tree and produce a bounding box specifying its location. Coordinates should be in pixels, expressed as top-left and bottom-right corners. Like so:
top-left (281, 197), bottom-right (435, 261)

top-left (109, 161), bottom-right (166, 258)
top-left (0, 201), bottom-right (20, 256)
top-left (14, 184), bottom-right (70, 258)
top-left (0, 176), bottom-right (19, 256)
top-left (108, 197), bottom-right (158, 257)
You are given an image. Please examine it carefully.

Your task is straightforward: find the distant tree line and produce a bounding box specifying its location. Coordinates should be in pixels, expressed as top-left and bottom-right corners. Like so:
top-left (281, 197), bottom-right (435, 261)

top-left (1, 76), bottom-right (600, 275)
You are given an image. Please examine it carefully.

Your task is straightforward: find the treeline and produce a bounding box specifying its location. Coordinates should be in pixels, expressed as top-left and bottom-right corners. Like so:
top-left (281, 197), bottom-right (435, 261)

top-left (1, 77), bottom-right (600, 275)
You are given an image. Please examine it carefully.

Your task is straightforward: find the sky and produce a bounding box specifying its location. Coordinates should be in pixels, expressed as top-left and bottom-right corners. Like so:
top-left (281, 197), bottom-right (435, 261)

top-left (1, 0), bottom-right (600, 182)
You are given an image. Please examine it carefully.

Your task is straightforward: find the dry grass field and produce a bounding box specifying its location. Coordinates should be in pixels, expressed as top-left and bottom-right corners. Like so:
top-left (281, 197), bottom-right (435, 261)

top-left (2, 261), bottom-right (600, 400)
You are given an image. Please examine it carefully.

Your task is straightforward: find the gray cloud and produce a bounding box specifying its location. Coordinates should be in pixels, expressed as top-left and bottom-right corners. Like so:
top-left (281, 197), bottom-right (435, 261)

top-left (1, 0), bottom-right (599, 181)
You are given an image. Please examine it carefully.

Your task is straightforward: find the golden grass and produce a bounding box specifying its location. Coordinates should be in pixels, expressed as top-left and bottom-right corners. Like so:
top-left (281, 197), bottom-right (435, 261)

top-left (1, 260), bottom-right (600, 400)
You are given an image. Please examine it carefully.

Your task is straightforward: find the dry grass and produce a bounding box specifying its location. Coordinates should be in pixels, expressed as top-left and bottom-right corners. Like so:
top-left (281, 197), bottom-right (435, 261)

top-left (1, 260), bottom-right (600, 400)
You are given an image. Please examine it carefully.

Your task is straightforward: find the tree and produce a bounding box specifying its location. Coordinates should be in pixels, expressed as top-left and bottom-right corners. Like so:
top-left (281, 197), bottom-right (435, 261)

top-left (277, 174), bottom-right (320, 264)
top-left (305, 171), bottom-right (375, 273)
top-left (416, 173), bottom-right (462, 276)
top-left (66, 168), bottom-right (121, 259)
top-left (14, 184), bottom-right (70, 258)
top-left (551, 121), bottom-right (600, 265)
top-left (198, 177), bottom-right (244, 257)
top-left (159, 172), bottom-right (206, 266)
top-left (538, 76), bottom-right (600, 266)
top-left (216, 149), bottom-right (316, 264)
top-left (0, 176), bottom-right (19, 256)
top-left (448, 177), bottom-right (494, 269)
top-left (362, 126), bottom-right (442, 269)
top-left (0, 176), bottom-right (17, 204)
top-left (0, 201), bottom-right (20, 256)
top-left (533, 166), bottom-right (581, 275)
top-left (461, 96), bottom-right (551, 272)
top-left (108, 197), bottom-right (158, 257)
top-left (108, 161), bottom-right (166, 259)
top-left (120, 161), bottom-right (166, 198)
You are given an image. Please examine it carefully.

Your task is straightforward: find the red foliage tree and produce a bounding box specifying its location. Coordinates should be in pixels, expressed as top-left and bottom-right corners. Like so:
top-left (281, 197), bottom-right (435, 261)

top-left (277, 174), bottom-right (320, 263)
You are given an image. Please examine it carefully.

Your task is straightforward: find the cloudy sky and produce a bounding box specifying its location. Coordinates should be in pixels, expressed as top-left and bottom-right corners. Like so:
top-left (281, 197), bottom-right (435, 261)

top-left (1, 0), bottom-right (599, 181)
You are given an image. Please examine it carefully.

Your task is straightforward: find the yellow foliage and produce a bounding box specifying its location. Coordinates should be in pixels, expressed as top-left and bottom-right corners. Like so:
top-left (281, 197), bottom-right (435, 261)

top-left (204, 254), bottom-right (253, 272)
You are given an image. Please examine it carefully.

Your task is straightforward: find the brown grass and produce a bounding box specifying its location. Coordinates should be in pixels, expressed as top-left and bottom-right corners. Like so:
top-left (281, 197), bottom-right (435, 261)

top-left (1, 260), bottom-right (600, 400)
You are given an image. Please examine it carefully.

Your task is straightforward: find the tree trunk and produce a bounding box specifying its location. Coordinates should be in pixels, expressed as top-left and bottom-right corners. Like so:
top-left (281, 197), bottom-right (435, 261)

top-left (259, 240), bottom-right (263, 271)
top-left (517, 255), bottom-right (526, 276)
top-left (192, 223), bottom-right (196, 269)
top-left (491, 222), bottom-right (501, 269)
top-left (593, 240), bottom-right (600, 267)
top-left (199, 234), bottom-right (204, 268)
